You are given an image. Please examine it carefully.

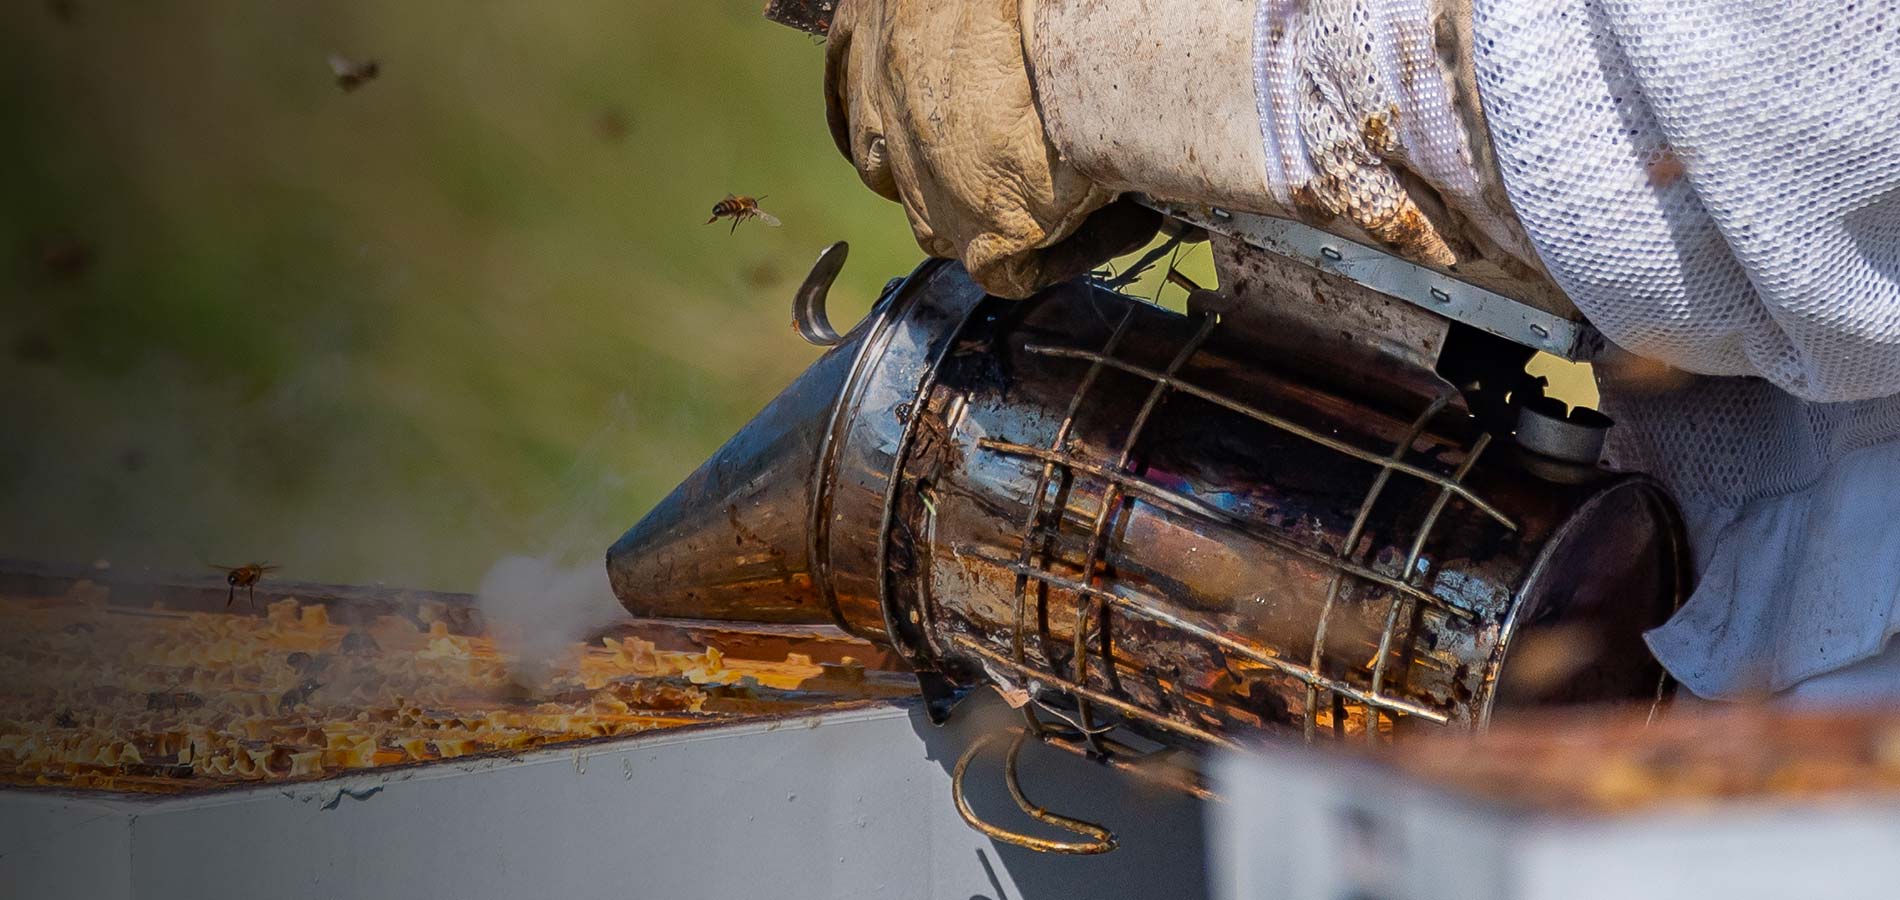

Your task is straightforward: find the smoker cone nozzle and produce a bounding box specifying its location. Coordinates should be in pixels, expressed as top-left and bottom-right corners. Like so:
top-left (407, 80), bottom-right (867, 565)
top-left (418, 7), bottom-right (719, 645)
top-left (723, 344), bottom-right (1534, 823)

top-left (607, 259), bottom-right (983, 639)
top-left (605, 339), bottom-right (852, 624)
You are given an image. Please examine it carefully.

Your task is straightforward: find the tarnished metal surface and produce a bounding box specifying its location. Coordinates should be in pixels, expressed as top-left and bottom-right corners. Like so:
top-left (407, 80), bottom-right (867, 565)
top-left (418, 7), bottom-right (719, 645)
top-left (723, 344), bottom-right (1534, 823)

top-left (608, 243), bottom-right (1689, 848)
top-left (1514, 397), bottom-right (1612, 465)
top-left (953, 729), bottom-right (1117, 854)
top-left (1148, 198), bottom-right (1602, 360)
top-left (886, 274), bottom-right (1680, 741)
top-left (1202, 232), bottom-right (1465, 423)
top-left (611, 253), bottom-right (1684, 728)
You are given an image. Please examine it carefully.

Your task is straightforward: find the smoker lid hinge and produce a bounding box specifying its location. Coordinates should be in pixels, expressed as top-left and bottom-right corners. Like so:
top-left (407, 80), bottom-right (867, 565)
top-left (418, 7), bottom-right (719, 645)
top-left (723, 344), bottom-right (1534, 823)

top-left (1136, 196), bottom-right (1605, 361)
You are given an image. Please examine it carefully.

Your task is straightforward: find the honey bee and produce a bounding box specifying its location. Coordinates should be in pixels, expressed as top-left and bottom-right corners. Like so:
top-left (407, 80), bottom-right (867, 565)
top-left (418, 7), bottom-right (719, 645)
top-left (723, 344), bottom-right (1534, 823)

top-left (594, 108), bottom-right (631, 143)
top-left (212, 563), bottom-right (279, 608)
top-left (328, 54), bottom-right (381, 92)
top-left (706, 194), bottom-right (781, 233)
top-left (1646, 146), bottom-right (1686, 188)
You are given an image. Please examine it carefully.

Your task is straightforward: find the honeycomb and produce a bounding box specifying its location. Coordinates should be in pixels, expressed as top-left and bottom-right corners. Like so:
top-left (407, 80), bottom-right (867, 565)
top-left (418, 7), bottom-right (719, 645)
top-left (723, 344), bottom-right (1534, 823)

top-left (0, 581), bottom-right (908, 793)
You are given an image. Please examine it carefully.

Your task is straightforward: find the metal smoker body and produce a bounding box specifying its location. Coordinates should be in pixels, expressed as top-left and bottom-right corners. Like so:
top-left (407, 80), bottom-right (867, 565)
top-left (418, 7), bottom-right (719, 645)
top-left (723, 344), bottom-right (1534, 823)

top-left (608, 225), bottom-right (1687, 849)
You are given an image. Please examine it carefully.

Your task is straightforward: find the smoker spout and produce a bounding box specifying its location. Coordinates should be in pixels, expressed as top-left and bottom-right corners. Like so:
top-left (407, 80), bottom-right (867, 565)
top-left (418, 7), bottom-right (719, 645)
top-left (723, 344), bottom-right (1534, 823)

top-left (608, 257), bottom-right (987, 643)
top-left (605, 329), bottom-right (859, 625)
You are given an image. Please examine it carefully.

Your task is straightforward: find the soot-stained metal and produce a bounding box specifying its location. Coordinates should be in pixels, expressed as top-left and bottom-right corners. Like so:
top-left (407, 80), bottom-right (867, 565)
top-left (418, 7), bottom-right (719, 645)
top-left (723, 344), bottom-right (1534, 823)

top-left (633, 8), bottom-right (1686, 850)
top-left (608, 221), bottom-right (1690, 849)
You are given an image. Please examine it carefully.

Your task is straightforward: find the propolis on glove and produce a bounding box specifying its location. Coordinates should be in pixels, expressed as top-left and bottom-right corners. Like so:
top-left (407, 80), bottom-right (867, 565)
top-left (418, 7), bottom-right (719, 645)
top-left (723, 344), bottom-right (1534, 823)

top-left (822, 0), bottom-right (1158, 299)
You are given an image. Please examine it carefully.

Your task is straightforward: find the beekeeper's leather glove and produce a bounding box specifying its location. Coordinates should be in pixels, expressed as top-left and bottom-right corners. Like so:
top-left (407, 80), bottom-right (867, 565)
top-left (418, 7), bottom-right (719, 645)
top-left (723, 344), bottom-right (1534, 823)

top-left (823, 0), bottom-right (1158, 299)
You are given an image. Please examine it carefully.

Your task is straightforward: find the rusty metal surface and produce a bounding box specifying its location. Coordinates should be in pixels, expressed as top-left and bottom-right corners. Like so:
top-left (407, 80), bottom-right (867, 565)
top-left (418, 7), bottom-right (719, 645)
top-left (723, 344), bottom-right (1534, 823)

top-left (1207, 233), bottom-right (1457, 415)
top-left (886, 275), bottom-right (1680, 741)
top-left (608, 245), bottom-right (1689, 847)
top-left (611, 257), bottom-right (1684, 730)
top-left (608, 258), bottom-right (982, 647)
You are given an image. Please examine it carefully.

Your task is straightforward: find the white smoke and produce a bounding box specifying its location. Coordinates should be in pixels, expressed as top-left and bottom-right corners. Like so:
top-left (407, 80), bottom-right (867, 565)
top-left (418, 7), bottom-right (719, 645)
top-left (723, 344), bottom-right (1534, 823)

top-left (475, 554), bottom-right (624, 687)
top-left (472, 397), bottom-right (642, 687)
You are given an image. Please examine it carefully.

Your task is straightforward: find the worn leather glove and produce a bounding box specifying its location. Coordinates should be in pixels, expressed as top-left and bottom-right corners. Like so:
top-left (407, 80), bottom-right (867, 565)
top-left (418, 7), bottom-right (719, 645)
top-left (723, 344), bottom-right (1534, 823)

top-left (823, 0), bottom-right (1158, 299)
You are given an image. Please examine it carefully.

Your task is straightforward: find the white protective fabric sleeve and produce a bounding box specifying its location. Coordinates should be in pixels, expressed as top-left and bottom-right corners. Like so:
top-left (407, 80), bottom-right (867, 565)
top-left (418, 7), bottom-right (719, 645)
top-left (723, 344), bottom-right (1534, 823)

top-left (1631, 436), bottom-right (1900, 697)
top-left (1781, 633), bottom-right (1900, 706)
top-left (1468, 0), bottom-right (1900, 697)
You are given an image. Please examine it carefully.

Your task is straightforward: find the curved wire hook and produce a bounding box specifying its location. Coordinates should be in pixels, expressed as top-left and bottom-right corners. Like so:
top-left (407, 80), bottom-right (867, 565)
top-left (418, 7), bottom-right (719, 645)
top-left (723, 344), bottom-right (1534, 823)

top-left (951, 729), bottom-right (1118, 855)
top-left (793, 241), bottom-right (850, 347)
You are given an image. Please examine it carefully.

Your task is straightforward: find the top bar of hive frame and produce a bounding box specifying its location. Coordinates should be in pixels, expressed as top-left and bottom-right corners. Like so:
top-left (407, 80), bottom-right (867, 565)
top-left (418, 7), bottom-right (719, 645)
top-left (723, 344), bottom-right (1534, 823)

top-left (0, 562), bottom-right (912, 795)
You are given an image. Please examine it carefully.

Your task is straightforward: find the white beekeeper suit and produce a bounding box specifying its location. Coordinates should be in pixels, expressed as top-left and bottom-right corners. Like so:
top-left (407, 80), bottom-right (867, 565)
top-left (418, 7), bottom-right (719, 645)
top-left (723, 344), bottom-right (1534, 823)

top-left (824, 0), bottom-right (1900, 702)
top-left (1476, 1), bottom-right (1900, 702)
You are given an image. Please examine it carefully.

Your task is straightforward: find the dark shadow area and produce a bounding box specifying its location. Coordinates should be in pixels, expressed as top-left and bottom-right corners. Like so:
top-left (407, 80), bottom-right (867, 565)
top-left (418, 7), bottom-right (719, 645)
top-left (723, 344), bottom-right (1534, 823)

top-left (910, 691), bottom-right (1212, 900)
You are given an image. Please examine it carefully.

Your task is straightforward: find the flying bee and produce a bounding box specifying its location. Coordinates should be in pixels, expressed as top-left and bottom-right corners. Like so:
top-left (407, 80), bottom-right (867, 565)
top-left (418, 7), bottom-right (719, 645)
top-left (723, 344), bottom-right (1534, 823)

top-left (328, 54), bottom-right (381, 92)
top-left (212, 563), bottom-right (279, 608)
top-left (707, 194), bottom-right (781, 233)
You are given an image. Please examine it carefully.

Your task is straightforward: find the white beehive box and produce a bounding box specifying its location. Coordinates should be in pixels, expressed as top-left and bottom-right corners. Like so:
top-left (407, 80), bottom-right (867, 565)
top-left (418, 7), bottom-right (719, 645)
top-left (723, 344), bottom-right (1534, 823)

top-left (3, 697), bottom-right (1210, 900)
top-left (1213, 743), bottom-right (1900, 900)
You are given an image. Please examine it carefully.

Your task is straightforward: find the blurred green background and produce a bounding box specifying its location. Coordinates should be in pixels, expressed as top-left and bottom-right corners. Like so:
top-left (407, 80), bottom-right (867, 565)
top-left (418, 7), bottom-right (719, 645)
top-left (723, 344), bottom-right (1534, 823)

top-left (0, 2), bottom-right (948, 589)
top-left (0, 1), bottom-right (1582, 592)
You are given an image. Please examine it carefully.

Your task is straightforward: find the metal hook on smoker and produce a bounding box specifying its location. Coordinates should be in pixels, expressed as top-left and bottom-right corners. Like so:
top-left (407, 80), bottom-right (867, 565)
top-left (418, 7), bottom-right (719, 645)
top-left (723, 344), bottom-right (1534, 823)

top-left (793, 241), bottom-right (850, 347)
top-left (951, 728), bottom-right (1118, 855)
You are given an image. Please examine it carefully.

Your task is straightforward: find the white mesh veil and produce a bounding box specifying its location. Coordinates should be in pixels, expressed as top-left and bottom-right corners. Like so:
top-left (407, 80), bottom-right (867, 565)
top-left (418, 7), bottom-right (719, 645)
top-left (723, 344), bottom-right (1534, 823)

top-left (1474, 0), bottom-right (1900, 405)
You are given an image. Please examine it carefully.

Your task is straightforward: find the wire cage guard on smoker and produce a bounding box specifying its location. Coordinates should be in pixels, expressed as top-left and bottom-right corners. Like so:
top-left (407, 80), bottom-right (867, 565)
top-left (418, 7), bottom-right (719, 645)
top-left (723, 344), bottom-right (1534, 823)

top-left (608, 236), bottom-right (1689, 854)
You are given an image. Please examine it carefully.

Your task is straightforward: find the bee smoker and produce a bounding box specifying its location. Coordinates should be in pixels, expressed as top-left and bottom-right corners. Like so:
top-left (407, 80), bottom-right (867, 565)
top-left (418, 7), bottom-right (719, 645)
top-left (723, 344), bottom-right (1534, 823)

top-left (607, 210), bottom-right (1687, 852)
